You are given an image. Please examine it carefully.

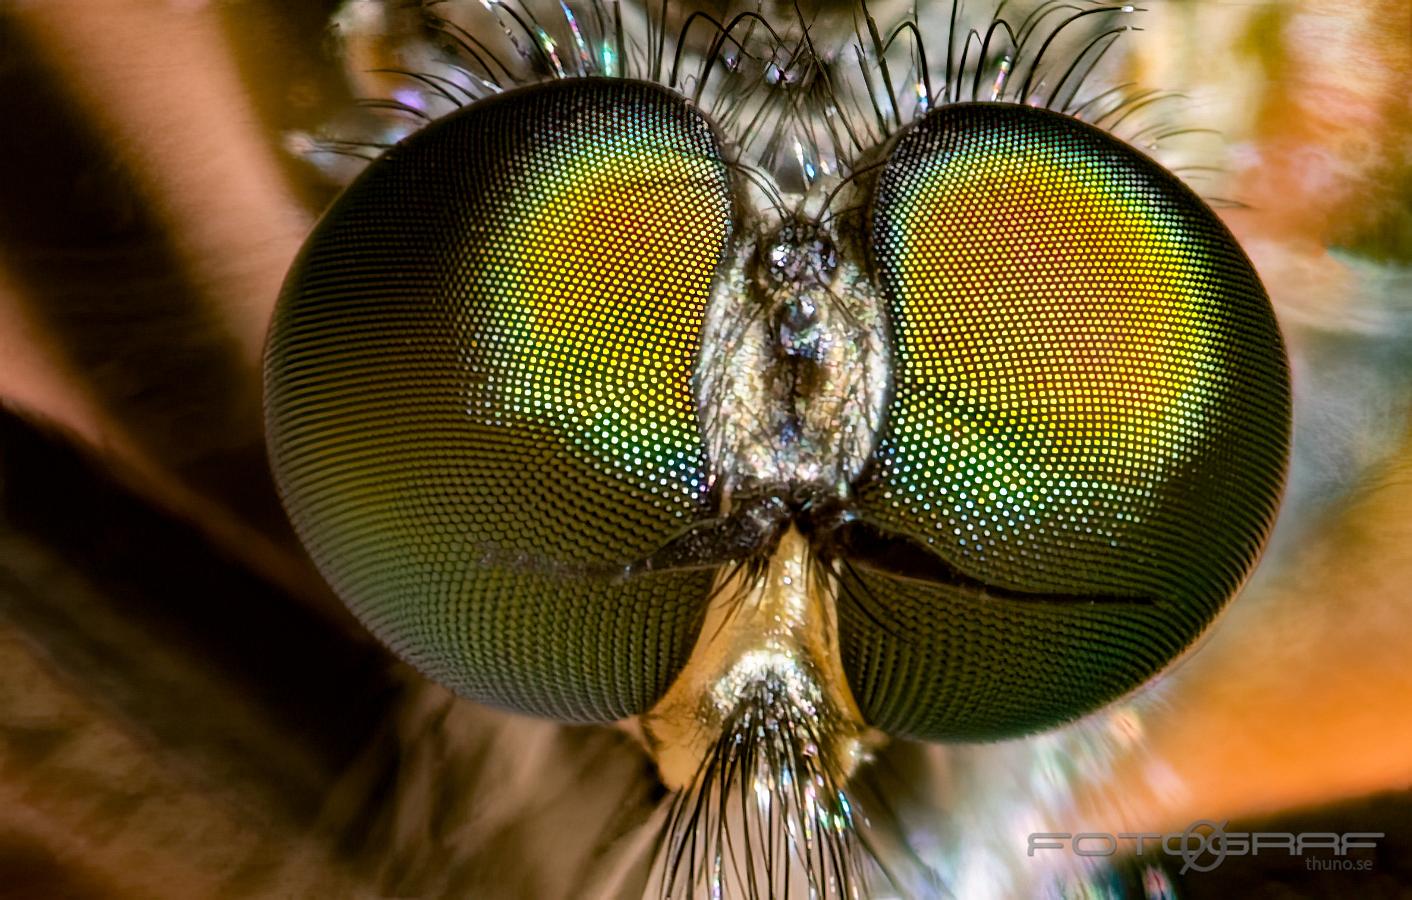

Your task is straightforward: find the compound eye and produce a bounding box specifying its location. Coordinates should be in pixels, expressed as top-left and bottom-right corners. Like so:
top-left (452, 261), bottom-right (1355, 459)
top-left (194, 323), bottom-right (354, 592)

top-left (265, 80), bottom-right (734, 721)
top-left (846, 102), bottom-right (1290, 741)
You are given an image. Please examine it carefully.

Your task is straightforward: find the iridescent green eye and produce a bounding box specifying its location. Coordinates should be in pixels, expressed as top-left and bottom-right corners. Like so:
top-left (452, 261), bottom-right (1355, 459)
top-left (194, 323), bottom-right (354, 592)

top-left (841, 102), bottom-right (1291, 741)
top-left (265, 80), bottom-right (733, 721)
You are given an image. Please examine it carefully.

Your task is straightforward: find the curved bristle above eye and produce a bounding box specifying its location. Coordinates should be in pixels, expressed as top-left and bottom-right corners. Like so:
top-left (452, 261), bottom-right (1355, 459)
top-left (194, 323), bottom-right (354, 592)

top-left (291, 0), bottom-right (1192, 193)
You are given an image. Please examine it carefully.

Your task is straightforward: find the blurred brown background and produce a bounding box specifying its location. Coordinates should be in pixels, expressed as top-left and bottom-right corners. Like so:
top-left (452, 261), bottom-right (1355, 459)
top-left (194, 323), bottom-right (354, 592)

top-left (0, 1), bottom-right (1409, 896)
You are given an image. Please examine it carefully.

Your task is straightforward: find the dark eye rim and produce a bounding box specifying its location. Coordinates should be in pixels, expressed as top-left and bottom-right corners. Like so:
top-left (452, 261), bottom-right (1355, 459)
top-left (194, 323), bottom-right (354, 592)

top-left (363, 74), bottom-right (742, 209)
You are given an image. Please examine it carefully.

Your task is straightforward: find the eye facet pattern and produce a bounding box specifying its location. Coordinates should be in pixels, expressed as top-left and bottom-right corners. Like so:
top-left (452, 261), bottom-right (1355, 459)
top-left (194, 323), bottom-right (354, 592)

top-left (265, 79), bottom-right (734, 722)
top-left (266, 81), bottom-right (1290, 745)
top-left (840, 102), bottom-right (1291, 741)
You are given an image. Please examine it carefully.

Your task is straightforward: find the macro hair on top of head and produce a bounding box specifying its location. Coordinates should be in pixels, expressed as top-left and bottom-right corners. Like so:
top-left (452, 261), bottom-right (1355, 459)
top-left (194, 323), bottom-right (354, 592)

top-left (301, 0), bottom-right (1178, 198)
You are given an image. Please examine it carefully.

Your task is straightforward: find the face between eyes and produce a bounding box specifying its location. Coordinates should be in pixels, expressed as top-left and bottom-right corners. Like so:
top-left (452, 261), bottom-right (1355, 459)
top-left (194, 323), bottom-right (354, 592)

top-left (263, 77), bottom-right (1289, 788)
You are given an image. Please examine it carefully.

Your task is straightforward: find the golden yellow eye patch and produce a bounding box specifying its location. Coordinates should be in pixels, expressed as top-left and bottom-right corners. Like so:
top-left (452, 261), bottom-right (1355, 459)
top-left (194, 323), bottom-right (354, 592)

top-left (475, 135), bottom-right (729, 492)
top-left (886, 137), bottom-right (1216, 446)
